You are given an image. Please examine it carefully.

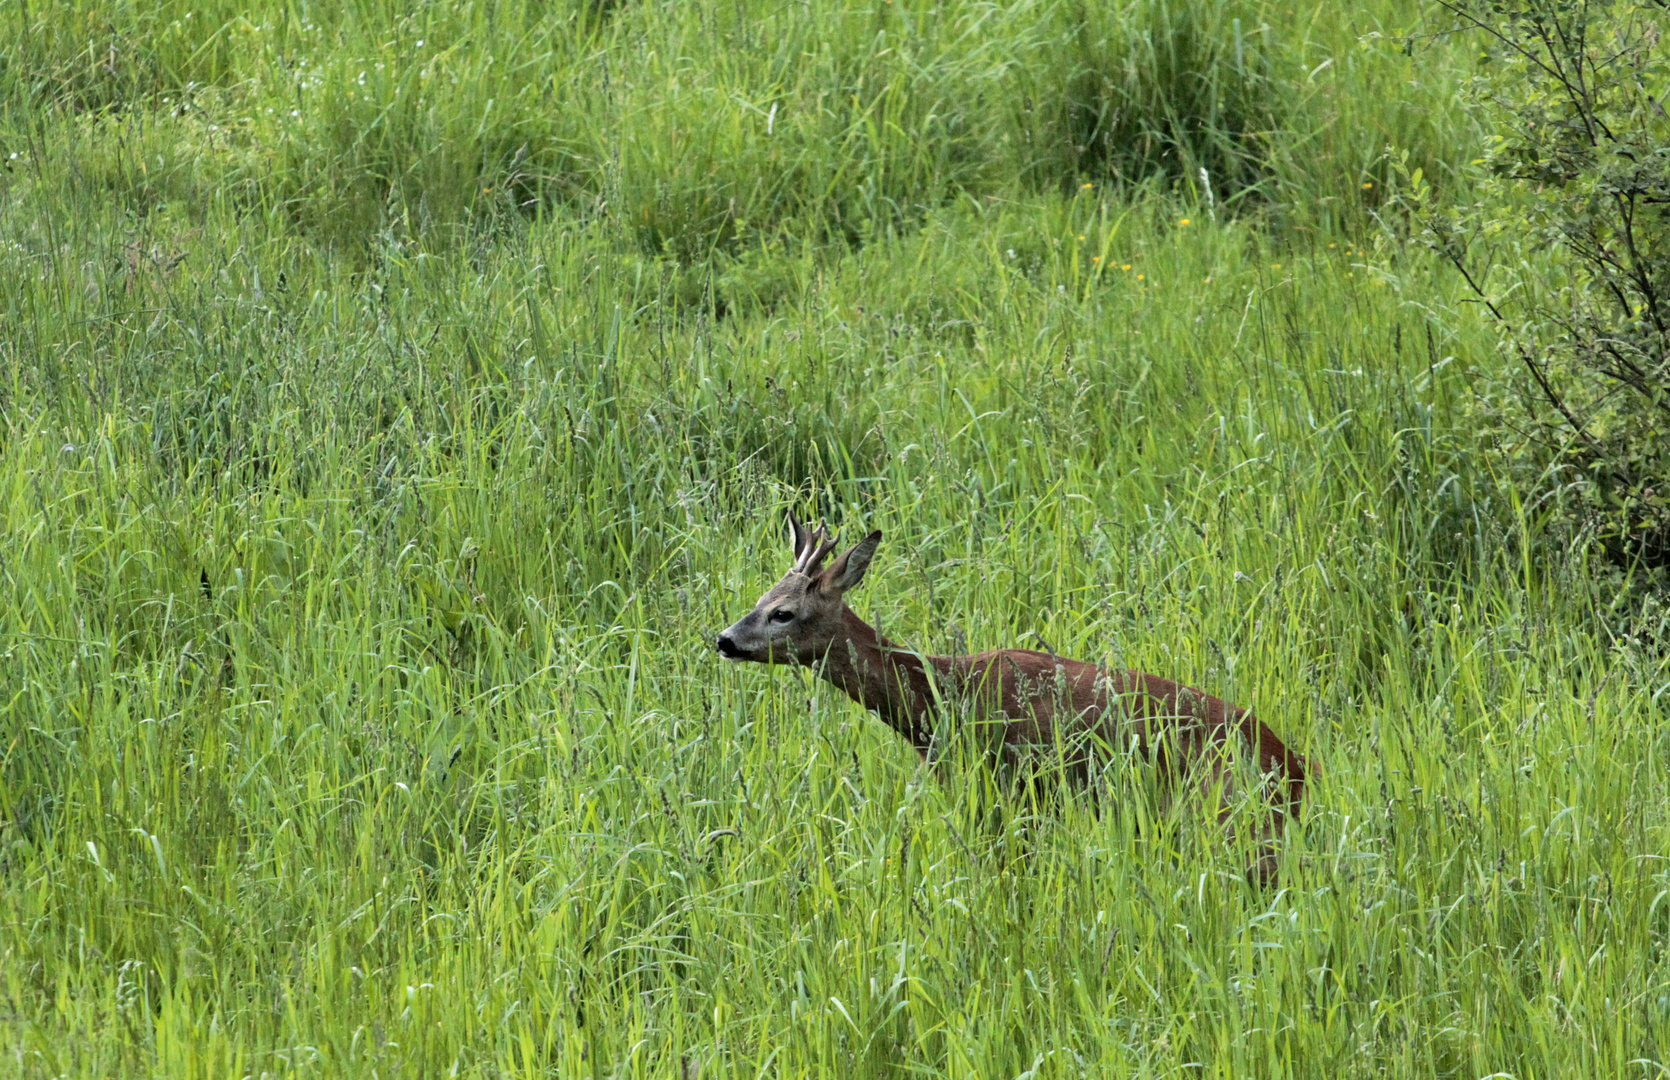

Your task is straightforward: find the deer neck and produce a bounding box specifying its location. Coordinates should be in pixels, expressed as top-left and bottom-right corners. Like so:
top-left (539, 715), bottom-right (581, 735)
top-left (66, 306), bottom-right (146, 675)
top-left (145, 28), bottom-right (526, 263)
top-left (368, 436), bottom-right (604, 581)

top-left (814, 606), bottom-right (952, 753)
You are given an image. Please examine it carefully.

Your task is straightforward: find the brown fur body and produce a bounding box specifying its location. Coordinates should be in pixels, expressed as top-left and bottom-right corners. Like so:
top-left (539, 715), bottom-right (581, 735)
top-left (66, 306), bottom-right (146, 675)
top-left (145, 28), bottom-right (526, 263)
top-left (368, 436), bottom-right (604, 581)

top-left (717, 516), bottom-right (1307, 883)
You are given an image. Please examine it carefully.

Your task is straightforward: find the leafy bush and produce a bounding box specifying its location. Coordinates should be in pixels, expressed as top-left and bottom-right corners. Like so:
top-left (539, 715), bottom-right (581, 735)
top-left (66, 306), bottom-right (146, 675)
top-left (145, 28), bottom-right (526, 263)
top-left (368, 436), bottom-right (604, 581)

top-left (1415, 0), bottom-right (1670, 570)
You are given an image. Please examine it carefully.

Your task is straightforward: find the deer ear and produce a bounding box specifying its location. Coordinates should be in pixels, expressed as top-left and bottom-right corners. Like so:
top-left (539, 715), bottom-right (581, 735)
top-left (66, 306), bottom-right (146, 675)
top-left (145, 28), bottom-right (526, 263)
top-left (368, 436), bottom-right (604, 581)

top-left (821, 531), bottom-right (882, 594)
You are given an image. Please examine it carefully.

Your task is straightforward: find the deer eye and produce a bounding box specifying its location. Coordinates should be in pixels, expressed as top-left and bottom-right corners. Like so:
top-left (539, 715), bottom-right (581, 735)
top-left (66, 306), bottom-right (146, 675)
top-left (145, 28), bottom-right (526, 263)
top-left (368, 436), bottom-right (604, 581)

top-left (769, 609), bottom-right (795, 624)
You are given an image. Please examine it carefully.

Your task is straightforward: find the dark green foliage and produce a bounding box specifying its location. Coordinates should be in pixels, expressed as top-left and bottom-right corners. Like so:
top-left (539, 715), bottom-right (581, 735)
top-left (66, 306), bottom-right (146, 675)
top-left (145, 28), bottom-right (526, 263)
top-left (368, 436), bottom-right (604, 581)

top-left (1420, 0), bottom-right (1670, 569)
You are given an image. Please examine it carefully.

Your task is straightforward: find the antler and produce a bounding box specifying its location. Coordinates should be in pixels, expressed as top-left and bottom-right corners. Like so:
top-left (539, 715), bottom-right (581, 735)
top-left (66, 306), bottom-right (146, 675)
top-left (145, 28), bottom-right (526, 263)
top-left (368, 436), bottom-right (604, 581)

top-left (788, 509), bottom-right (811, 562)
top-left (787, 509), bottom-right (838, 575)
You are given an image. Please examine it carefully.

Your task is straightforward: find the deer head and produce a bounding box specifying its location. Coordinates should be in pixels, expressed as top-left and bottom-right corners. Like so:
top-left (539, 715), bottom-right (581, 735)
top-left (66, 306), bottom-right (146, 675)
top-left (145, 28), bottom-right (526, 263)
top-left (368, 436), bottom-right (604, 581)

top-left (715, 512), bottom-right (882, 665)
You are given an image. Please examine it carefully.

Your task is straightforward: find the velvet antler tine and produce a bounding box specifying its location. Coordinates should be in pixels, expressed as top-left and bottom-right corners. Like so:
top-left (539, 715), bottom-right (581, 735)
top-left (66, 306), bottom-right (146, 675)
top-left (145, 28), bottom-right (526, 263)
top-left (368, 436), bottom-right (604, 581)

top-left (805, 532), bottom-right (839, 576)
top-left (791, 522), bottom-right (820, 573)
top-left (793, 524), bottom-right (826, 574)
top-left (788, 509), bottom-right (811, 562)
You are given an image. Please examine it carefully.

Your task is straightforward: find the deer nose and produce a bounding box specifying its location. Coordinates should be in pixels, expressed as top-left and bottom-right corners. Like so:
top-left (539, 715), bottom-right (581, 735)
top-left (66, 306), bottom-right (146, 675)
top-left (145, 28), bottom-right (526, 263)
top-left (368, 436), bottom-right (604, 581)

top-left (716, 634), bottom-right (740, 658)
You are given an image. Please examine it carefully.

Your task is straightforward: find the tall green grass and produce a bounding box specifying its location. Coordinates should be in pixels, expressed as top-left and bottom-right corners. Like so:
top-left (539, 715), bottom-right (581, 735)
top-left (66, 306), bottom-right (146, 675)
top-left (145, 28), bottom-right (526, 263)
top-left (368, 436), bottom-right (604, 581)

top-left (4, 0), bottom-right (1670, 1077)
top-left (5, 0), bottom-right (1470, 252)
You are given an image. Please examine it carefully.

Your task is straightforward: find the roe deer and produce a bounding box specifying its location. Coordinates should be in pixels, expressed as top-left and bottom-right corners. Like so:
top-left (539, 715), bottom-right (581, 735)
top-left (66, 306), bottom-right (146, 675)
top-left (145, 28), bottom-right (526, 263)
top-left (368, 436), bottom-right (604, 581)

top-left (715, 513), bottom-right (1308, 885)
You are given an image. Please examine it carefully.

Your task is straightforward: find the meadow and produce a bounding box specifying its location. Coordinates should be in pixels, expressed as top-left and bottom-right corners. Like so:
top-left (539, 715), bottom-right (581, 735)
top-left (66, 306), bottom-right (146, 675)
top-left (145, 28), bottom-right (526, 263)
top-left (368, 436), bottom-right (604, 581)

top-left (4, 0), bottom-right (1670, 1076)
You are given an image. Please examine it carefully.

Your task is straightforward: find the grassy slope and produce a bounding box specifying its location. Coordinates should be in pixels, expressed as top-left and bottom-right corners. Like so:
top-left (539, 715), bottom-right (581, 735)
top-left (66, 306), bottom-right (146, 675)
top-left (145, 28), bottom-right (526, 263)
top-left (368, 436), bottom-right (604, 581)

top-left (3, 0), bottom-right (1670, 1076)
